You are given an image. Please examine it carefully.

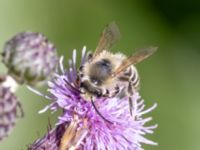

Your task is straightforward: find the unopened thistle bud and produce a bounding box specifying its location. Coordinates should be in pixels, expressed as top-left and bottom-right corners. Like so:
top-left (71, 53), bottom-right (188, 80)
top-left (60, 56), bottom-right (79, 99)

top-left (0, 76), bottom-right (23, 141)
top-left (2, 32), bottom-right (58, 85)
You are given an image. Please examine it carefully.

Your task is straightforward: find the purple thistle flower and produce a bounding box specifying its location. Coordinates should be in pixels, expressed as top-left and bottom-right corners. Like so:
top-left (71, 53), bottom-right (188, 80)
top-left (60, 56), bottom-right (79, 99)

top-left (0, 75), bottom-right (23, 141)
top-left (30, 47), bottom-right (157, 150)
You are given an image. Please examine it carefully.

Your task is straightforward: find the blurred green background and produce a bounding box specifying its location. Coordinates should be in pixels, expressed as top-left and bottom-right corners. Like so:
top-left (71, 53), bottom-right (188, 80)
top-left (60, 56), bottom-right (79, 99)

top-left (0, 0), bottom-right (200, 149)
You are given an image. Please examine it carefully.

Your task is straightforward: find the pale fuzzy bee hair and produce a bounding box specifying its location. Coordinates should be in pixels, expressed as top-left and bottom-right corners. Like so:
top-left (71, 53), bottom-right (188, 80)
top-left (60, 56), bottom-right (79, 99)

top-left (82, 50), bottom-right (128, 89)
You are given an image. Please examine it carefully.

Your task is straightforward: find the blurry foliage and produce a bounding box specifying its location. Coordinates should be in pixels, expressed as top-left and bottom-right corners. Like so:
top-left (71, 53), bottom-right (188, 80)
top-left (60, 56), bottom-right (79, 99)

top-left (149, 0), bottom-right (200, 26)
top-left (0, 0), bottom-right (200, 150)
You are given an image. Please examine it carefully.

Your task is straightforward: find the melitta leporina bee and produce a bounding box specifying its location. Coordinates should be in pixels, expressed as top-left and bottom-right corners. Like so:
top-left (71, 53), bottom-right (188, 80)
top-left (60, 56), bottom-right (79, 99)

top-left (77, 22), bottom-right (157, 120)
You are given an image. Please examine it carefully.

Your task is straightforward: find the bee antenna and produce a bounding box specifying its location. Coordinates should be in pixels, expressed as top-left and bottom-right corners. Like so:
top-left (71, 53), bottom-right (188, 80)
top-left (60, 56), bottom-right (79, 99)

top-left (91, 98), bottom-right (113, 124)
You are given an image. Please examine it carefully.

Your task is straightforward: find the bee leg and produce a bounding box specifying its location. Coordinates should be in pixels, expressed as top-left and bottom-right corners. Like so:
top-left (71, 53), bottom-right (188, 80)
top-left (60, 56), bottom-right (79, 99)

top-left (128, 97), bottom-right (133, 116)
top-left (91, 97), bottom-right (112, 124)
top-left (105, 86), bottom-right (121, 98)
top-left (102, 88), bottom-right (113, 98)
top-left (128, 82), bottom-right (134, 116)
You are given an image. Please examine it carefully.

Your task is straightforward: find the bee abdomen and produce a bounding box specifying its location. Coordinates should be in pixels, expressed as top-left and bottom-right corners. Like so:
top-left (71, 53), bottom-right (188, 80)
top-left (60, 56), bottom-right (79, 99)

top-left (130, 66), bottom-right (140, 89)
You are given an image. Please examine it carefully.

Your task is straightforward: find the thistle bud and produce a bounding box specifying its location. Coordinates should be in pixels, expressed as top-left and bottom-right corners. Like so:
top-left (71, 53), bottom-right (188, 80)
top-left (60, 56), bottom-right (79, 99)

top-left (2, 32), bottom-right (58, 85)
top-left (0, 85), bottom-right (23, 141)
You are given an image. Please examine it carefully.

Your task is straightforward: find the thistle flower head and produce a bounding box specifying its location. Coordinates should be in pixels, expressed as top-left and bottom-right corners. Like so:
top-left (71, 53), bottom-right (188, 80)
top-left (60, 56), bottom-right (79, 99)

top-left (0, 76), bottom-right (23, 141)
top-left (30, 47), bottom-right (157, 150)
top-left (2, 32), bottom-right (58, 85)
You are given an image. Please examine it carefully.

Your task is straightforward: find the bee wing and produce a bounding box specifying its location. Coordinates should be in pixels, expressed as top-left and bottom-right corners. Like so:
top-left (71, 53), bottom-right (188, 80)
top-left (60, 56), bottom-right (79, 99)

top-left (113, 46), bottom-right (158, 75)
top-left (93, 22), bottom-right (121, 57)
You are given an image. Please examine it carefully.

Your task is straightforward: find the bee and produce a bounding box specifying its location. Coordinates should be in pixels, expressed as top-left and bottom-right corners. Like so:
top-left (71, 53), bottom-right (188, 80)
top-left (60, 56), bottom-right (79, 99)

top-left (78, 22), bottom-right (157, 121)
top-left (59, 23), bottom-right (157, 150)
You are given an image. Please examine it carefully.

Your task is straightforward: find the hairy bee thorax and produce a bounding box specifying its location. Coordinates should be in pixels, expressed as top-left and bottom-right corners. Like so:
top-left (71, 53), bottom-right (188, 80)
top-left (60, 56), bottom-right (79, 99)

top-left (78, 50), bottom-right (140, 101)
top-left (83, 50), bottom-right (126, 80)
